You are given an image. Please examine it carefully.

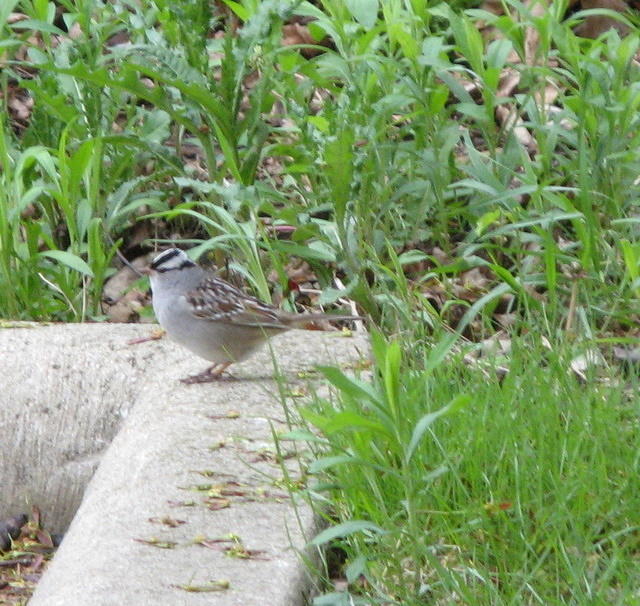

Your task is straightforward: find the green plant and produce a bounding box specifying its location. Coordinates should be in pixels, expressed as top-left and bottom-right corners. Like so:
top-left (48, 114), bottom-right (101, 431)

top-left (292, 332), bottom-right (640, 604)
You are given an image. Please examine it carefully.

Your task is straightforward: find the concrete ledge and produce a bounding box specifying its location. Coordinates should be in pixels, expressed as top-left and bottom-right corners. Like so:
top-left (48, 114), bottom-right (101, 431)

top-left (1, 323), bottom-right (156, 533)
top-left (0, 324), bottom-right (367, 606)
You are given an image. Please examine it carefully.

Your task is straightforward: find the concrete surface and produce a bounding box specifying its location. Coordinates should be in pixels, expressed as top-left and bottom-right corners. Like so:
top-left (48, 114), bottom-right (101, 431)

top-left (0, 323), bottom-right (367, 606)
top-left (1, 323), bottom-right (157, 533)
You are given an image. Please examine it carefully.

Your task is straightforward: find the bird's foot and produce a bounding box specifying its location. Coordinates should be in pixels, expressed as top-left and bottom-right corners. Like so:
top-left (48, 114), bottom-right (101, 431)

top-left (180, 362), bottom-right (233, 384)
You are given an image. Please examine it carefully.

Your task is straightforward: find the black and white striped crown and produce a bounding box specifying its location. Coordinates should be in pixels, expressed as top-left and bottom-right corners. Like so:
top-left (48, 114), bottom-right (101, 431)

top-left (150, 248), bottom-right (196, 273)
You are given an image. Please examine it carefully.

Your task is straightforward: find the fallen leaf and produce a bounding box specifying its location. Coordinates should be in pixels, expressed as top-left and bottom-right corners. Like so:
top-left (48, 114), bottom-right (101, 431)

top-left (167, 500), bottom-right (196, 508)
top-left (612, 346), bottom-right (640, 363)
top-left (174, 580), bottom-right (230, 592)
top-left (203, 498), bottom-right (231, 511)
top-left (148, 517), bottom-right (186, 528)
top-left (574, 0), bottom-right (631, 38)
top-left (133, 538), bottom-right (177, 549)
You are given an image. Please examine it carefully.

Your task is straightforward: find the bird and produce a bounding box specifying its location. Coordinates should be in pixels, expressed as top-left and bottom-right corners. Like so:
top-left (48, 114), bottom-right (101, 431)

top-left (143, 248), bottom-right (361, 384)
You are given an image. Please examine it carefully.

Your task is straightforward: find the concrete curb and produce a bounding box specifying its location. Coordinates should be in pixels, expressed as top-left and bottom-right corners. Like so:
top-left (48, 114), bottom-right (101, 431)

top-left (0, 324), bottom-right (367, 606)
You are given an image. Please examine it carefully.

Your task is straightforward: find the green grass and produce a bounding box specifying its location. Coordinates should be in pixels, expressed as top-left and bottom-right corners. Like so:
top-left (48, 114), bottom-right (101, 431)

top-left (1, 0), bottom-right (640, 603)
top-left (288, 331), bottom-right (640, 604)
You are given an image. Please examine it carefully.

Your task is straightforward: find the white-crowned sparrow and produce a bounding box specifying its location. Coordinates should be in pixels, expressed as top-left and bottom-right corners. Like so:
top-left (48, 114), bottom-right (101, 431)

top-left (144, 248), bottom-right (361, 383)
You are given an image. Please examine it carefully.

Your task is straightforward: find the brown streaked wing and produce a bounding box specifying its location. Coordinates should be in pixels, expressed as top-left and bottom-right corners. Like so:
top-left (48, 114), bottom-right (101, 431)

top-left (187, 278), bottom-right (245, 321)
top-left (187, 277), bottom-right (283, 326)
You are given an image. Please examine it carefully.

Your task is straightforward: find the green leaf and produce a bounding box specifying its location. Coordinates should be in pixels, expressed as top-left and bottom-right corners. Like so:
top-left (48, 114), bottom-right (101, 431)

top-left (324, 127), bottom-right (355, 223)
top-left (309, 455), bottom-right (360, 473)
top-left (345, 0), bottom-right (379, 29)
top-left (382, 340), bottom-right (401, 412)
top-left (308, 115), bottom-right (330, 133)
top-left (9, 19), bottom-right (65, 36)
top-left (313, 592), bottom-right (352, 606)
top-left (447, 9), bottom-right (484, 76)
top-left (220, 0), bottom-right (250, 21)
top-left (388, 22), bottom-right (420, 59)
top-left (269, 240), bottom-right (336, 263)
top-left (67, 139), bottom-right (94, 185)
top-left (419, 36), bottom-right (449, 69)
top-left (0, 1), bottom-right (20, 32)
top-left (324, 411), bottom-right (387, 435)
top-left (475, 209), bottom-right (502, 236)
top-left (279, 429), bottom-right (328, 445)
top-left (345, 554), bottom-right (369, 584)
top-left (424, 333), bottom-right (458, 373)
top-left (489, 264), bottom-right (541, 311)
top-left (397, 250), bottom-right (429, 265)
top-left (16, 146), bottom-right (58, 184)
top-left (405, 394), bottom-right (471, 463)
top-left (455, 282), bottom-right (514, 334)
top-left (310, 520), bottom-right (385, 546)
top-left (317, 281), bottom-right (357, 306)
top-left (300, 407), bottom-right (333, 433)
top-left (140, 109), bottom-right (171, 143)
top-left (317, 366), bottom-right (382, 406)
top-left (40, 250), bottom-right (94, 277)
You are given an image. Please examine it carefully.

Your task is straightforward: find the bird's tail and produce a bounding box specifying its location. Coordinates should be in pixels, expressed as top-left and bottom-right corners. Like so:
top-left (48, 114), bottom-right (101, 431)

top-left (281, 312), bottom-right (364, 328)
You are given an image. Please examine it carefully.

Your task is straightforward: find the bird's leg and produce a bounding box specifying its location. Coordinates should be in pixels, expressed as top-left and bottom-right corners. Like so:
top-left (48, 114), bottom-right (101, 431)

top-left (208, 361), bottom-right (233, 379)
top-left (180, 362), bottom-right (233, 384)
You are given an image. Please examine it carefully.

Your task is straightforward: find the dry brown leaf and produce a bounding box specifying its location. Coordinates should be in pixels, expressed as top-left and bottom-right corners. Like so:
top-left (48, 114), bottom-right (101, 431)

top-left (106, 29), bottom-right (130, 47)
top-left (489, 1), bottom-right (550, 153)
top-left (102, 254), bottom-right (151, 322)
top-left (67, 21), bottom-right (83, 41)
top-left (570, 348), bottom-right (605, 382)
top-left (0, 509), bottom-right (55, 605)
top-left (103, 256), bottom-right (149, 302)
top-left (7, 12), bottom-right (29, 24)
top-left (480, 333), bottom-right (512, 358)
top-left (133, 537), bottom-right (177, 549)
top-left (574, 0), bottom-right (632, 38)
top-left (281, 21), bottom-right (330, 58)
top-left (104, 289), bottom-right (147, 322)
top-left (452, 267), bottom-right (491, 302)
top-left (524, 1), bottom-right (547, 66)
top-left (148, 516), bottom-right (186, 527)
top-left (495, 105), bottom-right (537, 151)
top-left (282, 22), bottom-right (316, 47)
top-left (173, 580), bottom-right (230, 593)
top-left (203, 497), bottom-right (231, 511)
top-left (7, 89), bottom-right (33, 121)
top-left (612, 346), bottom-right (640, 362)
